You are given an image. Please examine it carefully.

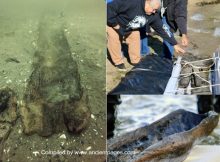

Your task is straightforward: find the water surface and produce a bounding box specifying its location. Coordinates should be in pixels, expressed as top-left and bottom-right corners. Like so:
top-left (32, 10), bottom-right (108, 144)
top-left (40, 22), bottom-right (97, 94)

top-left (115, 95), bottom-right (220, 145)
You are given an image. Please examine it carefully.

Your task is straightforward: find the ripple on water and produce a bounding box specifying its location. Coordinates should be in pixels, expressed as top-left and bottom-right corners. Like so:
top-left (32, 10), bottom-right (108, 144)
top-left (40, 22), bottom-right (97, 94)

top-left (190, 13), bottom-right (205, 21)
top-left (115, 95), bottom-right (197, 136)
top-left (214, 19), bottom-right (220, 23)
top-left (213, 27), bottom-right (220, 37)
top-left (188, 27), bottom-right (211, 34)
top-left (115, 95), bottom-right (220, 144)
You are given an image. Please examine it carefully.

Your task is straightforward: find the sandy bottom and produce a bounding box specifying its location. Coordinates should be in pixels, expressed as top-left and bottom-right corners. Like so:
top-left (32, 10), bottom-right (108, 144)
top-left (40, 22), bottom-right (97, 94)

top-left (0, 0), bottom-right (106, 162)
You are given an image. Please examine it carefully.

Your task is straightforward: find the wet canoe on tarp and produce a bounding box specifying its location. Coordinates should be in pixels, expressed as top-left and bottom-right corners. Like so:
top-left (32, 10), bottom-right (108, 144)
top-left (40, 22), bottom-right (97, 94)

top-left (109, 55), bottom-right (173, 94)
top-left (108, 109), bottom-right (219, 162)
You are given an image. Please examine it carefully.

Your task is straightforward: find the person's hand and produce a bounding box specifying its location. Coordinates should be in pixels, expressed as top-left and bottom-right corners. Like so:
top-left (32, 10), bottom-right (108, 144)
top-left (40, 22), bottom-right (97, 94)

top-left (117, 27), bottom-right (126, 37)
top-left (113, 24), bottom-right (120, 30)
top-left (181, 34), bottom-right (189, 47)
top-left (146, 32), bottom-right (154, 36)
top-left (174, 44), bottom-right (185, 54)
top-left (113, 25), bottom-right (130, 37)
top-left (113, 25), bottom-right (125, 36)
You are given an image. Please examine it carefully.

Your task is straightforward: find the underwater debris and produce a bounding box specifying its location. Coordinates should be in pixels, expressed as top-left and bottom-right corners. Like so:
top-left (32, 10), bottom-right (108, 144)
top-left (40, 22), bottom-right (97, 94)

top-left (5, 58), bottom-right (20, 63)
top-left (0, 88), bottom-right (17, 123)
top-left (59, 134), bottom-right (67, 139)
top-left (0, 88), bottom-right (17, 160)
top-left (0, 89), bottom-right (11, 113)
top-left (20, 17), bottom-right (90, 137)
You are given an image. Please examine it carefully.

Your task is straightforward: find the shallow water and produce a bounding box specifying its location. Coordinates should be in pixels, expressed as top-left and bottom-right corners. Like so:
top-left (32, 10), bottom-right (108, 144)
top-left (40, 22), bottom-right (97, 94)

top-left (115, 95), bottom-right (197, 135)
top-left (214, 27), bottom-right (220, 37)
top-left (115, 95), bottom-right (220, 145)
top-left (187, 2), bottom-right (220, 58)
top-left (188, 27), bottom-right (211, 34)
top-left (190, 13), bottom-right (205, 21)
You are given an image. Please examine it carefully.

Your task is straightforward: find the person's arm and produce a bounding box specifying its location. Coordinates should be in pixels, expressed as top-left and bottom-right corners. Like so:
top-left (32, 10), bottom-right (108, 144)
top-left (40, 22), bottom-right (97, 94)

top-left (175, 0), bottom-right (188, 35)
top-left (107, 0), bottom-right (129, 36)
top-left (175, 0), bottom-right (189, 46)
top-left (107, 0), bottom-right (123, 28)
top-left (150, 14), bottom-right (177, 46)
top-left (150, 14), bottom-right (185, 53)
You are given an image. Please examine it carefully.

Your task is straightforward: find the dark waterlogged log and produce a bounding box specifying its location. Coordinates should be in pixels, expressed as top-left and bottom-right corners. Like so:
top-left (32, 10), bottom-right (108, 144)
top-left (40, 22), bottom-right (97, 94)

top-left (20, 17), bottom-right (90, 137)
top-left (0, 88), bottom-right (17, 123)
top-left (0, 88), bottom-right (17, 159)
top-left (108, 109), bottom-right (219, 162)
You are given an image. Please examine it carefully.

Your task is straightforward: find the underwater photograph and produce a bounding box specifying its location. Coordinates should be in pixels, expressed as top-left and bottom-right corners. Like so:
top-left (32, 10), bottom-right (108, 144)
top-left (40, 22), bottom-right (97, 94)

top-left (0, 0), bottom-right (106, 161)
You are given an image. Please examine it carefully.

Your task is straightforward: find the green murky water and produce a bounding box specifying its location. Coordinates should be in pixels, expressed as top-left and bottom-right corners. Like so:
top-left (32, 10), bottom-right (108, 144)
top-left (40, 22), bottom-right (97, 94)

top-left (0, 0), bottom-right (106, 161)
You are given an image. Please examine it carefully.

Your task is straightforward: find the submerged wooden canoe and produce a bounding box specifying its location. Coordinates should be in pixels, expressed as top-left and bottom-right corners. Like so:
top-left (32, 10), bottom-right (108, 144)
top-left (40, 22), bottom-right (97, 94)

top-left (108, 109), bottom-right (219, 162)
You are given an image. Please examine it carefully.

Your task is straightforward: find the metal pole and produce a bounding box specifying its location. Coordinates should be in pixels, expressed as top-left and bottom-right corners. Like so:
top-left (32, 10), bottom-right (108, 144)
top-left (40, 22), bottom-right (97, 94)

top-left (212, 50), bottom-right (220, 94)
top-left (164, 56), bottom-right (182, 94)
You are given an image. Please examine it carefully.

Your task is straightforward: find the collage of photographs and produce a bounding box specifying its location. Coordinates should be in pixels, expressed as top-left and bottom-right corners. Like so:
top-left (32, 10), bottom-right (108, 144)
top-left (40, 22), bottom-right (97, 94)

top-left (0, 0), bottom-right (220, 162)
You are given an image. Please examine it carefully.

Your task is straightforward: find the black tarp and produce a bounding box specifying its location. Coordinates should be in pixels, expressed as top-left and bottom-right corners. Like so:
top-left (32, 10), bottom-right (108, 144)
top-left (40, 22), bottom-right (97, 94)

top-left (109, 55), bottom-right (173, 94)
